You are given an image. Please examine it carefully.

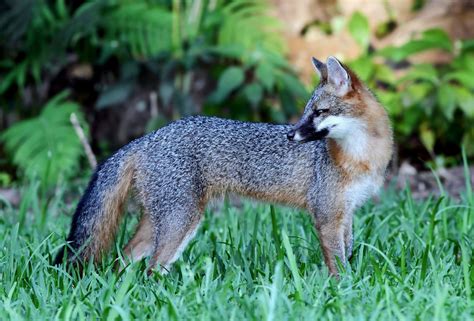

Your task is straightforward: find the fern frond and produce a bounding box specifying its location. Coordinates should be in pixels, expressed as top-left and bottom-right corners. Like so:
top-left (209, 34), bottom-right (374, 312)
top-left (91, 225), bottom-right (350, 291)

top-left (0, 0), bottom-right (38, 43)
top-left (102, 2), bottom-right (173, 59)
top-left (1, 92), bottom-right (87, 187)
top-left (218, 0), bottom-right (285, 61)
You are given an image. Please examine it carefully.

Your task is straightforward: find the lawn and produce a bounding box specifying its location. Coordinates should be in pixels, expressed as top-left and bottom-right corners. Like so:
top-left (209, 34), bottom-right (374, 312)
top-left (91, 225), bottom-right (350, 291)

top-left (0, 174), bottom-right (473, 320)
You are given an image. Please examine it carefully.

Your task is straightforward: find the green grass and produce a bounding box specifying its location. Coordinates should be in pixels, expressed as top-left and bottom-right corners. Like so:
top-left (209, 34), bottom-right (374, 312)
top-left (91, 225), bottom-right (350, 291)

top-left (0, 180), bottom-right (473, 320)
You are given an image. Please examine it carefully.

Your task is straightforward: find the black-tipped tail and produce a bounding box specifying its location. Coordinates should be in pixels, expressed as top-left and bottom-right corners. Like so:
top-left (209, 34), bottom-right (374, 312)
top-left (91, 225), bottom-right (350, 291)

top-left (54, 152), bottom-right (136, 265)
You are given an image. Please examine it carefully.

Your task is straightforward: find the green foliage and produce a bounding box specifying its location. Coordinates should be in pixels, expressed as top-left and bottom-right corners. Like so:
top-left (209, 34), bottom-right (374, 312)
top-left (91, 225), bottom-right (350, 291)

top-left (0, 180), bottom-right (473, 319)
top-left (202, 0), bottom-right (306, 121)
top-left (348, 11), bottom-right (370, 50)
top-left (217, 0), bottom-right (285, 57)
top-left (379, 29), bottom-right (452, 62)
top-left (0, 0), bottom-right (69, 94)
top-left (1, 92), bottom-right (87, 187)
top-left (0, 0), bottom-right (305, 118)
top-left (210, 66), bottom-right (246, 103)
top-left (382, 41), bottom-right (473, 159)
top-left (0, 0), bottom-right (174, 94)
top-left (100, 2), bottom-right (173, 59)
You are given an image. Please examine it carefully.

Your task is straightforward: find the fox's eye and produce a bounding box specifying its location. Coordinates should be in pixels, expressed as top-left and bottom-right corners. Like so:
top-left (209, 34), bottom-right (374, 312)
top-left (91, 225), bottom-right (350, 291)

top-left (315, 109), bottom-right (329, 116)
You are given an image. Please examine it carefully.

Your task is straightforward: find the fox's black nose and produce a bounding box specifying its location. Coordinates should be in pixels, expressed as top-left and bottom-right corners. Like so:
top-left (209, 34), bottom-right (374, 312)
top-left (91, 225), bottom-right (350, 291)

top-left (287, 130), bottom-right (295, 141)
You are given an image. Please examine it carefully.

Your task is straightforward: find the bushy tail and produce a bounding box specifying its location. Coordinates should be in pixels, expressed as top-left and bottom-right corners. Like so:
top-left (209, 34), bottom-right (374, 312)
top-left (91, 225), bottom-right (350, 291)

top-left (54, 150), bottom-right (136, 265)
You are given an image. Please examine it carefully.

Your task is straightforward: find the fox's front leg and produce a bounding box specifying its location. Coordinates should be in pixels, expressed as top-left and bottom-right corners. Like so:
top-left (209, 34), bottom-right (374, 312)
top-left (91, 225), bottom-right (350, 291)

top-left (343, 213), bottom-right (353, 261)
top-left (315, 213), bottom-right (346, 276)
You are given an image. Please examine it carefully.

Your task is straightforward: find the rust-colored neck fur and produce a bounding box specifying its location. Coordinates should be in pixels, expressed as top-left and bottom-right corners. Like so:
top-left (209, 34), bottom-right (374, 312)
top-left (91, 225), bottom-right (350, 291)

top-left (328, 84), bottom-right (393, 178)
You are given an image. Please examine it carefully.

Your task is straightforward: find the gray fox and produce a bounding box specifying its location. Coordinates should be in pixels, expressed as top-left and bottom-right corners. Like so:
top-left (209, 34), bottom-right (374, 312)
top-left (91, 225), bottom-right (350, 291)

top-left (54, 56), bottom-right (393, 276)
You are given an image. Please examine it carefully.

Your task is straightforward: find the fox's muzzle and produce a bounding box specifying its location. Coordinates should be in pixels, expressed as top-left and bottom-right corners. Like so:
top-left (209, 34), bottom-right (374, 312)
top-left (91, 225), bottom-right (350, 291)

top-left (287, 126), bottom-right (328, 143)
top-left (286, 130), bottom-right (296, 141)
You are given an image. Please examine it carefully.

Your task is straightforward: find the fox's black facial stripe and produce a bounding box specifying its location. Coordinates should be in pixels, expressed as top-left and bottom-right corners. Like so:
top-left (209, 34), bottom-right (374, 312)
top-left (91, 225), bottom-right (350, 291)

top-left (294, 121), bottom-right (315, 140)
top-left (290, 121), bottom-right (329, 143)
top-left (302, 128), bottom-right (329, 142)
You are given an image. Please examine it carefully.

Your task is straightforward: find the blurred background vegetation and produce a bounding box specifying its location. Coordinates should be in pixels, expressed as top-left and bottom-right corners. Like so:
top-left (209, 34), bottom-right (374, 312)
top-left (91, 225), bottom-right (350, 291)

top-left (0, 0), bottom-right (473, 191)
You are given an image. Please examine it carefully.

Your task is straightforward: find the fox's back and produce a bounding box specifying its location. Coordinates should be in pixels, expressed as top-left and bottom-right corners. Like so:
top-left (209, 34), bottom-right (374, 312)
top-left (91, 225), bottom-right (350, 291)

top-left (137, 116), bottom-right (328, 207)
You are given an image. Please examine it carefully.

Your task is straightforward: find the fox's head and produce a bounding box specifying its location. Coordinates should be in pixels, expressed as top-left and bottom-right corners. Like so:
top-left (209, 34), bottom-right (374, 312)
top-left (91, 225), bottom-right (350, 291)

top-left (287, 56), bottom-right (373, 144)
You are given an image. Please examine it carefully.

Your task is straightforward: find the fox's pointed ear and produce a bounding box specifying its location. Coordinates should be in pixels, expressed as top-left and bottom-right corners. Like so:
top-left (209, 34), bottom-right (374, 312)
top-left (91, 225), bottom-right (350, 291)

top-left (326, 56), bottom-right (351, 96)
top-left (311, 57), bottom-right (327, 81)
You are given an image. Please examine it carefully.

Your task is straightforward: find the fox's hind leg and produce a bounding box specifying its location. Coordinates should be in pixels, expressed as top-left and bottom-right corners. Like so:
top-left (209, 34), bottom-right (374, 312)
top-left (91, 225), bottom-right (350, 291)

top-left (135, 159), bottom-right (207, 275)
top-left (145, 185), bottom-right (206, 275)
top-left (123, 214), bottom-right (154, 263)
top-left (147, 208), bottom-right (203, 275)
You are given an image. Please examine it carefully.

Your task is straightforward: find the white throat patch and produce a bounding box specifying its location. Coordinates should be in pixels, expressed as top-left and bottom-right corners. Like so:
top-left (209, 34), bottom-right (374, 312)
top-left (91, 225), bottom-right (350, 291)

top-left (315, 115), bottom-right (368, 159)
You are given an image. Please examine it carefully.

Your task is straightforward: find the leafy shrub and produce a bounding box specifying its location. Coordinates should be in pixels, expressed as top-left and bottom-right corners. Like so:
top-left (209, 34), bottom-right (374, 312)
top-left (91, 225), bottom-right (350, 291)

top-left (0, 0), bottom-right (306, 123)
top-left (1, 92), bottom-right (88, 188)
top-left (204, 0), bottom-right (307, 122)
